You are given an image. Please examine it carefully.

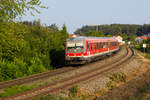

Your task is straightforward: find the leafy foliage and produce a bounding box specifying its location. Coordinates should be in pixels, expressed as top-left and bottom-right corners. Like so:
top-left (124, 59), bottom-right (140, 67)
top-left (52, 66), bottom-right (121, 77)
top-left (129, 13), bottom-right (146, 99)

top-left (0, 21), bottom-right (69, 82)
top-left (135, 38), bottom-right (150, 59)
top-left (0, 0), bottom-right (46, 21)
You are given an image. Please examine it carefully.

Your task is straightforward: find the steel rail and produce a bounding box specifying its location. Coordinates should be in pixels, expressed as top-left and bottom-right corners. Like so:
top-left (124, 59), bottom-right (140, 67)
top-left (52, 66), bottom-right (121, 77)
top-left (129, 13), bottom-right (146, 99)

top-left (3, 47), bottom-right (134, 100)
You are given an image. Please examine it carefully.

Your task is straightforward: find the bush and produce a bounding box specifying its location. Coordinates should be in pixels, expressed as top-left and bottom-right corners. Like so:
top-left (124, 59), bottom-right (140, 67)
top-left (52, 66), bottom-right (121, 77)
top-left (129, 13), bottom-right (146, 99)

top-left (0, 21), bottom-right (68, 82)
top-left (106, 81), bottom-right (115, 89)
top-left (0, 60), bottom-right (25, 81)
top-left (146, 53), bottom-right (150, 59)
top-left (108, 72), bottom-right (127, 83)
top-left (146, 96), bottom-right (150, 100)
top-left (0, 57), bottom-right (48, 82)
top-left (27, 57), bottom-right (47, 75)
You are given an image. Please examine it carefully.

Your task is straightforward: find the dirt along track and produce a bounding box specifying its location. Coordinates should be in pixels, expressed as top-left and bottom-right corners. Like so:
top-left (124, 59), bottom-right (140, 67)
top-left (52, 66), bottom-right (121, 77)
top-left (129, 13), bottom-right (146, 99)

top-left (3, 47), bottom-right (135, 100)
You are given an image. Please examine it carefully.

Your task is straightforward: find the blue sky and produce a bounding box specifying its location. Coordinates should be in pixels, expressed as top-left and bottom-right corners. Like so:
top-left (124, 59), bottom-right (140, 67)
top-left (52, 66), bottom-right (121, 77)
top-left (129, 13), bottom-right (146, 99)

top-left (22, 0), bottom-right (150, 33)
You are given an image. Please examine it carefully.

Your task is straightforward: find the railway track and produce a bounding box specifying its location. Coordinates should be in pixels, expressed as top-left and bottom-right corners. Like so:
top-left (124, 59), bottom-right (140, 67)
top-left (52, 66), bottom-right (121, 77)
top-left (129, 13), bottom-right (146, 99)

top-left (3, 47), bottom-right (134, 100)
top-left (0, 67), bottom-right (75, 89)
top-left (0, 47), bottom-right (123, 90)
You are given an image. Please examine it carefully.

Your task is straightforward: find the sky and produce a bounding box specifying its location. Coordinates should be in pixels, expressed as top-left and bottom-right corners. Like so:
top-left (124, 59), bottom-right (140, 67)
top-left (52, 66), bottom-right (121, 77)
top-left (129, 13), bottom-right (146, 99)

top-left (22, 0), bottom-right (150, 33)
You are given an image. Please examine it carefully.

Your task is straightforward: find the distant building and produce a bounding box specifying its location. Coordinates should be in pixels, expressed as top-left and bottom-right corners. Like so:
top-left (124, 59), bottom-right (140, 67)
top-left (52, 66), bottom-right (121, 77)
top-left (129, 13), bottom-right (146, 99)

top-left (148, 34), bottom-right (150, 38)
top-left (113, 36), bottom-right (123, 41)
top-left (135, 37), bottom-right (143, 42)
top-left (69, 34), bottom-right (79, 38)
top-left (135, 36), bottom-right (148, 42)
top-left (113, 36), bottom-right (124, 44)
top-left (140, 36), bottom-right (148, 40)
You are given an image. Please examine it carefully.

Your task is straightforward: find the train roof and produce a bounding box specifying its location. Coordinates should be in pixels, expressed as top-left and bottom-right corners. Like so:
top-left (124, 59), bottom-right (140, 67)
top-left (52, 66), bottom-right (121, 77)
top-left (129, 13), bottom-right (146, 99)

top-left (67, 36), bottom-right (118, 41)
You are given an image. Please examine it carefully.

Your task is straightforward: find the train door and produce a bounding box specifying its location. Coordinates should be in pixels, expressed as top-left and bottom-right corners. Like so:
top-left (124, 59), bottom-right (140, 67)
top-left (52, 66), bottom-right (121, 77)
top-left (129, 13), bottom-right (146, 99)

top-left (87, 42), bottom-right (90, 55)
top-left (108, 40), bottom-right (110, 52)
top-left (90, 41), bottom-right (94, 55)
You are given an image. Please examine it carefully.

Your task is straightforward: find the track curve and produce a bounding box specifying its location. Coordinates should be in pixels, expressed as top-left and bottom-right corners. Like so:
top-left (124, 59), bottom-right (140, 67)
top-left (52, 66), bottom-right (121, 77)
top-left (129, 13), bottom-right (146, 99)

top-left (3, 47), bottom-right (135, 100)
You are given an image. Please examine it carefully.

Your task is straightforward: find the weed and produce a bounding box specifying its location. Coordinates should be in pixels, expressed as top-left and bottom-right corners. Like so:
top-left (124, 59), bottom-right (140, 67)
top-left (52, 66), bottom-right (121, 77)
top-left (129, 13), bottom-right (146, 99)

top-left (146, 96), bottom-right (150, 100)
top-left (38, 83), bottom-right (43, 87)
top-left (44, 81), bottom-right (49, 85)
top-left (95, 89), bottom-right (106, 97)
top-left (81, 95), bottom-right (89, 100)
top-left (108, 72), bottom-right (127, 83)
top-left (138, 86), bottom-right (146, 93)
top-left (146, 53), bottom-right (150, 59)
top-left (56, 77), bottom-right (60, 81)
top-left (106, 81), bottom-right (114, 89)
top-left (69, 85), bottom-right (79, 96)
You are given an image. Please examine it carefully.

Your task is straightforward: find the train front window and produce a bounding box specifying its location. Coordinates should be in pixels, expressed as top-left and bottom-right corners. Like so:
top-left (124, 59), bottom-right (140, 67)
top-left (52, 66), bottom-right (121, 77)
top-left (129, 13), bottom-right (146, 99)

top-left (67, 40), bottom-right (84, 53)
top-left (67, 46), bottom-right (84, 53)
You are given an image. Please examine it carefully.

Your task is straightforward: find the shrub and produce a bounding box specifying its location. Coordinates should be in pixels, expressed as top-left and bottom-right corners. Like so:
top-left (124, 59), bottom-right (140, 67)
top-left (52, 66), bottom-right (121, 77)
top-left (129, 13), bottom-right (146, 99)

top-left (69, 85), bottom-right (79, 96)
top-left (146, 53), bottom-right (150, 59)
top-left (146, 96), bottom-right (150, 100)
top-left (106, 81), bottom-right (114, 89)
top-left (27, 57), bottom-right (47, 75)
top-left (108, 72), bottom-right (127, 83)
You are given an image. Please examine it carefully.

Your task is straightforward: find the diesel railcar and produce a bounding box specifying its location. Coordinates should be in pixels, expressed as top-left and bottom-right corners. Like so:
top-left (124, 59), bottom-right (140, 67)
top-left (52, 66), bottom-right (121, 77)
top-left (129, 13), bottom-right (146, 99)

top-left (65, 36), bottom-right (119, 64)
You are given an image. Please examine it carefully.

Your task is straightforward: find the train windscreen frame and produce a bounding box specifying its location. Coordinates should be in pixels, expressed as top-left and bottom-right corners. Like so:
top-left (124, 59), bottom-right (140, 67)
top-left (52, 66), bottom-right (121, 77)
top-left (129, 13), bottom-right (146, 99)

top-left (66, 40), bottom-right (85, 53)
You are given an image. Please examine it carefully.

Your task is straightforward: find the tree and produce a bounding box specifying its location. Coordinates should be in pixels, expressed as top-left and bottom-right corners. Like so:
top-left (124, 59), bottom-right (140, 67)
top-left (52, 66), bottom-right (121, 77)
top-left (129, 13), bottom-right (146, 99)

top-left (61, 24), bottom-right (69, 43)
top-left (0, 0), bottom-right (46, 21)
top-left (47, 24), bottom-right (59, 31)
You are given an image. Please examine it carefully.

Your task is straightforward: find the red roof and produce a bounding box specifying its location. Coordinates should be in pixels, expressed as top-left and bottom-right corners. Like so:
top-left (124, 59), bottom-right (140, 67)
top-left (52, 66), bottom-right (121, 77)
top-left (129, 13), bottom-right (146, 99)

top-left (140, 36), bottom-right (148, 40)
top-left (69, 34), bottom-right (80, 38)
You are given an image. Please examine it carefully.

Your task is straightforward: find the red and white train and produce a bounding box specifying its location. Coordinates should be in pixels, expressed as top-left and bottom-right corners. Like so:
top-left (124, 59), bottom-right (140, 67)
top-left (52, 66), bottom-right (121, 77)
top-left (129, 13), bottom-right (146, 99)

top-left (65, 36), bottom-right (119, 64)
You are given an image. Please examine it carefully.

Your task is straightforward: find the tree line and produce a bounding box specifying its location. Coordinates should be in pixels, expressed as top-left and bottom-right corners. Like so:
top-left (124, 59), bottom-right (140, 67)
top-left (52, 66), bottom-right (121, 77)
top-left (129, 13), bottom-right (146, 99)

top-left (74, 24), bottom-right (150, 41)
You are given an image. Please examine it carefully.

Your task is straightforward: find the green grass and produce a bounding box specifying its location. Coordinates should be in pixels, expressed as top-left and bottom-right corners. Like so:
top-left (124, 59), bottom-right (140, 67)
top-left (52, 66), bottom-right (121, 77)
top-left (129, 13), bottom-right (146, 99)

top-left (0, 85), bottom-right (35, 98)
top-left (146, 53), bottom-right (150, 59)
top-left (146, 96), bottom-right (150, 100)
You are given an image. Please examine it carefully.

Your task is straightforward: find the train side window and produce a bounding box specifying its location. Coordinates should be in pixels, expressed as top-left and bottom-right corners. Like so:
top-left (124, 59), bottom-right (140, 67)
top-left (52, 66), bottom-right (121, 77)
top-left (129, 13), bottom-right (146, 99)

top-left (94, 43), bottom-right (97, 50)
top-left (87, 42), bottom-right (90, 51)
top-left (97, 43), bottom-right (98, 49)
top-left (105, 42), bottom-right (107, 48)
top-left (102, 42), bottom-right (104, 48)
top-left (110, 42), bottom-right (112, 46)
top-left (91, 42), bottom-right (93, 50)
top-left (100, 42), bottom-right (102, 48)
top-left (102, 42), bottom-right (103, 48)
top-left (107, 42), bottom-right (109, 48)
top-left (103, 42), bottom-right (106, 48)
top-left (99, 42), bottom-right (101, 48)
